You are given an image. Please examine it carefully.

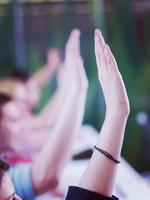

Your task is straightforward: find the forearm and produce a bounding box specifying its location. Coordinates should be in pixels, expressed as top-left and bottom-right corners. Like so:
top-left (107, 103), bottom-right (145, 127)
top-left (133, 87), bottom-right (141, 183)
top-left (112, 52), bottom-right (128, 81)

top-left (46, 90), bottom-right (87, 171)
top-left (79, 111), bottom-right (129, 197)
top-left (78, 29), bottom-right (130, 198)
top-left (17, 116), bottom-right (49, 132)
top-left (18, 86), bottom-right (67, 131)
top-left (39, 85), bottom-right (67, 128)
top-left (32, 88), bottom-right (87, 194)
top-left (31, 64), bottom-right (55, 87)
top-left (32, 29), bottom-right (88, 195)
top-left (97, 111), bottom-right (128, 158)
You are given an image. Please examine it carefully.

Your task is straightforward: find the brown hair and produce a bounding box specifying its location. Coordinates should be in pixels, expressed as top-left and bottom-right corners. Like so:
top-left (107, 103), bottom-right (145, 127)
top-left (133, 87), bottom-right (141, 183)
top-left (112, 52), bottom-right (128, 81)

top-left (11, 69), bottom-right (31, 83)
top-left (0, 79), bottom-right (17, 98)
top-left (0, 158), bottom-right (10, 184)
top-left (0, 93), bottom-right (12, 120)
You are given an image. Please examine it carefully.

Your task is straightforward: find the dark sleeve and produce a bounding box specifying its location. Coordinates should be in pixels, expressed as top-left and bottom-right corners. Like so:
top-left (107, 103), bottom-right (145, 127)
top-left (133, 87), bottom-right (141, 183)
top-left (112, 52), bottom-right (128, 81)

top-left (65, 186), bottom-right (119, 200)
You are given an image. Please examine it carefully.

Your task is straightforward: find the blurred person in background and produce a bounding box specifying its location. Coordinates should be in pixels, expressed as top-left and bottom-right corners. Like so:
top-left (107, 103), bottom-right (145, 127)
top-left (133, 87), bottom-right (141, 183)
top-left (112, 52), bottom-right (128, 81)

top-left (10, 48), bottom-right (62, 113)
top-left (0, 48), bottom-right (62, 125)
top-left (0, 29), bottom-right (89, 199)
top-left (0, 32), bottom-right (93, 162)
top-left (0, 48), bottom-right (69, 158)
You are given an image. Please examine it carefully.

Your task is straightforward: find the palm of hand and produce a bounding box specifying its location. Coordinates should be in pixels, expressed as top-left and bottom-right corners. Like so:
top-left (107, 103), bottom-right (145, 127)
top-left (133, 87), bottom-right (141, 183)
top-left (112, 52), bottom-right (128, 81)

top-left (95, 30), bottom-right (129, 115)
top-left (64, 30), bottom-right (88, 90)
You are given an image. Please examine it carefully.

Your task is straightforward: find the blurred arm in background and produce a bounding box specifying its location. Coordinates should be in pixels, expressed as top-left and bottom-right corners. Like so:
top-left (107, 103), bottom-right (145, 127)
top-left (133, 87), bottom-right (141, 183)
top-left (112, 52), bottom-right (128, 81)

top-left (29, 29), bottom-right (88, 194)
top-left (31, 48), bottom-right (61, 88)
top-left (0, 29), bottom-right (88, 197)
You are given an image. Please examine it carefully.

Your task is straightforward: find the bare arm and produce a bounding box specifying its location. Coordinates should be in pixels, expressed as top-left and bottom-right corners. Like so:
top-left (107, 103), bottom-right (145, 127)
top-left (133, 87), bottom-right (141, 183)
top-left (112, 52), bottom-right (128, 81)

top-left (79, 29), bottom-right (130, 197)
top-left (31, 48), bottom-right (61, 87)
top-left (36, 42), bottom-right (84, 128)
top-left (35, 66), bottom-right (69, 128)
top-left (26, 52), bottom-right (68, 129)
top-left (31, 30), bottom-right (88, 194)
top-left (0, 78), bottom-right (83, 156)
top-left (15, 64), bottom-right (68, 131)
top-left (20, 84), bottom-right (67, 131)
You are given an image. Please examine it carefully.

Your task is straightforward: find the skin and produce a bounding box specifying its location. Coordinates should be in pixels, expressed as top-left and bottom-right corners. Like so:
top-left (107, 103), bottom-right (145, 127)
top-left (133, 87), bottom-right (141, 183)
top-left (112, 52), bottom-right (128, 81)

top-left (31, 29), bottom-right (88, 194)
top-left (31, 48), bottom-right (61, 91)
top-left (1, 101), bottom-right (22, 121)
top-left (0, 48), bottom-right (71, 155)
top-left (12, 49), bottom-right (61, 112)
top-left (24, 48), bottom-right (61, 111)
top-left (0, 31), bottom-right (88, 157)
top-left (79, 29), bottom-right (130, 197)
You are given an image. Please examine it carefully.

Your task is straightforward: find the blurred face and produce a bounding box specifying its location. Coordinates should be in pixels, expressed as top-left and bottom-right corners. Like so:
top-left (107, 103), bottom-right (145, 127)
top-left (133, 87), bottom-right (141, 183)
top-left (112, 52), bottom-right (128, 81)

top-left (15, 83), bottom-right (28, 104)
top-left (14, 83), bottom-right (30, 114)
top-left (7, 80), bottom-right (40, 113)
top-left (12, 82), bottom-right (36, 115)
top-left (0, 172), bottom-right (22, 200)
top-left (2, 101), bottom-right (22, 121)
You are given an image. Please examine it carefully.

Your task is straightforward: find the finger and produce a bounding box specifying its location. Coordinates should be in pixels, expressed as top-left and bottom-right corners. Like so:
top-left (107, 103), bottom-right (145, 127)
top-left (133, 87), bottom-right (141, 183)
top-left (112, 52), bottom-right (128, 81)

top-left (77, 57), bottom-right (88, 89)
top-left (71, 29), bottom-right (81, 56)
top-left (95, 29), bottom-right (105, 45)
top-left (104, 45), bottom-right (118, 69)
top-left (94, 29), bottom-right (107, 68)
top-left (94, 31), bottom-right (101, 67)
top-left (65, 29), bottom-right (81, 56)
top-left (77, 57), bottom-right (85, 77)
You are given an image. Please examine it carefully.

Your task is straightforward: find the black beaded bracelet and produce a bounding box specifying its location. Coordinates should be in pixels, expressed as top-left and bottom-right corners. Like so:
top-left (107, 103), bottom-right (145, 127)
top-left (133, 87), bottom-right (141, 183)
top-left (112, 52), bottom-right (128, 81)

top-left (94, 145), bottom-right (120, 164)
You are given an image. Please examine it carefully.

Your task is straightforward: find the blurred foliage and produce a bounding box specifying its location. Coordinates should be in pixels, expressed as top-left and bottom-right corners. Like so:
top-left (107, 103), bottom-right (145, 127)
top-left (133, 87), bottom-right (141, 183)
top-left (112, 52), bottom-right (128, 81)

top-left (0, 0), bottom-right (150, 171)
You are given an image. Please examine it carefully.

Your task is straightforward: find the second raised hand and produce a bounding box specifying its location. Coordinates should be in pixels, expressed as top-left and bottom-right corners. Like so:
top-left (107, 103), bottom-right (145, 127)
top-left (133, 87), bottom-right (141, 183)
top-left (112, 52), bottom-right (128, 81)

top-left (94, 29), bottom-right (130, 117)
top-left (64, 29), bottom-right (88, 92)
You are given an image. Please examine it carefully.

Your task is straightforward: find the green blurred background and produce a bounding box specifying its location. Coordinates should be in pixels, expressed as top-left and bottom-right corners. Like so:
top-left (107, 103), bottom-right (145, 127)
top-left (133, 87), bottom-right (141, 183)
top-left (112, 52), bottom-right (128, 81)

top-left (0, 0), bottom-right (150, 172)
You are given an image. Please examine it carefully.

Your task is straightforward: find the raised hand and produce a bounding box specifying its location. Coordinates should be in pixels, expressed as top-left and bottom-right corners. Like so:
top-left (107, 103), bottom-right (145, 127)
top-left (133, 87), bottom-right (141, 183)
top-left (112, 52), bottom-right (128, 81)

top-left (46, 48), bottom-right (61, 73)
top-left (32, 31), bottom-right (88, 195)
top-left (64, 29), bottom-right (88, 92)
top-left (95, 29), bottom-right (130, 117)
top-left (77, 30), bottom-right (130, 198)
